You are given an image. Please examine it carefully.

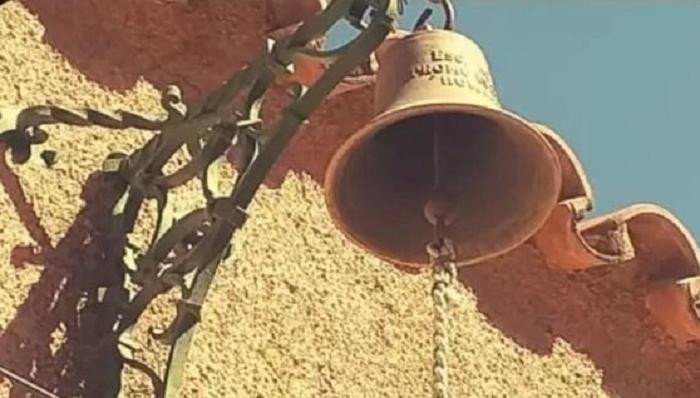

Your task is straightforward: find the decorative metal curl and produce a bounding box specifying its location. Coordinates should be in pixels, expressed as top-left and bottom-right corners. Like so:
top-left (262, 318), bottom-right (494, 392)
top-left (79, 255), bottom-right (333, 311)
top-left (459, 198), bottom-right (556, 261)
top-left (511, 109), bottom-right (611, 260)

top-left (0, 1), bottom-right (402, 397)
top-left (415, 0), bottom-right (455, 31)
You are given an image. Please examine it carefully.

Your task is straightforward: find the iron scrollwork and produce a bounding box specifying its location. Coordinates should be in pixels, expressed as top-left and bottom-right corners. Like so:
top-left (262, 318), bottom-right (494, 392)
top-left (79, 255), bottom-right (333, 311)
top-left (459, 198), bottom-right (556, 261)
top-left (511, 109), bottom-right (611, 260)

top-left (0, 0), bottom-right (402, 397)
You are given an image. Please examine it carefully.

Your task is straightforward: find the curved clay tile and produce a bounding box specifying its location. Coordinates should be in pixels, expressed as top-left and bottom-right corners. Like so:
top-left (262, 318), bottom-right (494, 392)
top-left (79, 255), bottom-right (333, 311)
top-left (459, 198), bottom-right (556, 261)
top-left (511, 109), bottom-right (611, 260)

top-left (532, 122), bottom-right (594, 206)
top-left (527, 123), bottom-right (700, 344)
top-left (529, 123), bottom-right (633, 270)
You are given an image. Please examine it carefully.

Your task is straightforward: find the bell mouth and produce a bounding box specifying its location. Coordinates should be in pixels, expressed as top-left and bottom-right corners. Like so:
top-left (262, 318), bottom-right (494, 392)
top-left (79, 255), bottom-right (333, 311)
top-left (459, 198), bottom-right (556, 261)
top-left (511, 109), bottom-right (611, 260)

top-left (324, 103), bottom-right (562, 267)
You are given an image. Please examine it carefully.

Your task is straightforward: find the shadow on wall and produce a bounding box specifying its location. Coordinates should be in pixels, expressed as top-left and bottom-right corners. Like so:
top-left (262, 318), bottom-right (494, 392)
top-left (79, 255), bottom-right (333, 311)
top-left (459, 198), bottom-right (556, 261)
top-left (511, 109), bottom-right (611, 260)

top-left (0, 145), bottom-right (135, 397)
top-left (20, 0), bottom-right (268, 99)
top-left (457, 232), bottom-right (700, 397)
top-left (18, 0), bottom-right (367, 190)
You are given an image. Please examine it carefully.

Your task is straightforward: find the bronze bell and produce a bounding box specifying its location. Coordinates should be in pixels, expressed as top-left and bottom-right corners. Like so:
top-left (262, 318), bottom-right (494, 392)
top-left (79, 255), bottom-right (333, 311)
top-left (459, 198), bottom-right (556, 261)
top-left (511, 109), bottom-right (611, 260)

top-left (324, 28), bottom-right (562, 268)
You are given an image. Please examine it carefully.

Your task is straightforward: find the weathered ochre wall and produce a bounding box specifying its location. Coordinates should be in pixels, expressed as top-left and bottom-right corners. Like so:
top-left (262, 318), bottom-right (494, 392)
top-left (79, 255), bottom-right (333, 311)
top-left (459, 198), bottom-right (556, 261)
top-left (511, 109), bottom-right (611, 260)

top-left (0, 1), bottom-right (661, 397)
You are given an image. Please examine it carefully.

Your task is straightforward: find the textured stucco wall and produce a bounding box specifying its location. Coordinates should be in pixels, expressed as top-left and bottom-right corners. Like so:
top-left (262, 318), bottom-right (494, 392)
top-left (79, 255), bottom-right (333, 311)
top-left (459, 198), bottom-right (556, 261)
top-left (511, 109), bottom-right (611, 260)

top-left (0, 1), bottom-right (620, 397)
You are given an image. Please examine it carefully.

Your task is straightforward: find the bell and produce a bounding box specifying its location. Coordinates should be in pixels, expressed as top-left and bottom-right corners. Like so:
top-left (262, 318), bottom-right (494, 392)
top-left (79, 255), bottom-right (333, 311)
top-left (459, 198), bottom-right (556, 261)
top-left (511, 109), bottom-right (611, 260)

top-left (324, 29), bottom-right (562, 267)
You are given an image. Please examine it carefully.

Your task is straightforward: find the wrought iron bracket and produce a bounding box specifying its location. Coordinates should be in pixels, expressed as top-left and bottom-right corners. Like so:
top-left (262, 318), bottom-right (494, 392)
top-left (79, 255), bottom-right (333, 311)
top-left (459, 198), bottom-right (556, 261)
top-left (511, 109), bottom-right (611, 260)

top-left (0, 1), bottom-right (401, 397)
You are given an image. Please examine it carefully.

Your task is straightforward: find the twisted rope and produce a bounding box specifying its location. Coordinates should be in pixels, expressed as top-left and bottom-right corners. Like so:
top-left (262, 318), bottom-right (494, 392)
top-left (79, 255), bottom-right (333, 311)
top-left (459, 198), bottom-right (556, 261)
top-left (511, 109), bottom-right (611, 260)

top-left (427, 238), bottom-right (457, 398)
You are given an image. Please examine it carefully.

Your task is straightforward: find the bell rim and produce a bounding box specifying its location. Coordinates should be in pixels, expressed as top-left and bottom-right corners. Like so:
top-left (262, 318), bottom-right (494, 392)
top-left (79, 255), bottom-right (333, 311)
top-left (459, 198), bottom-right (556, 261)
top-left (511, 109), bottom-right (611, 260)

top-left (324, 102), bottom-right (563, 268)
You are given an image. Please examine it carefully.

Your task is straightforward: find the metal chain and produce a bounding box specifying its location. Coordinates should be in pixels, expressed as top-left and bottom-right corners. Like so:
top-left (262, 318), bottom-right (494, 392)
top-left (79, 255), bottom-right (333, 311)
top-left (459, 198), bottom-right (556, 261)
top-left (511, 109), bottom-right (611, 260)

top-left (427, 238), bottom-right (457, 398)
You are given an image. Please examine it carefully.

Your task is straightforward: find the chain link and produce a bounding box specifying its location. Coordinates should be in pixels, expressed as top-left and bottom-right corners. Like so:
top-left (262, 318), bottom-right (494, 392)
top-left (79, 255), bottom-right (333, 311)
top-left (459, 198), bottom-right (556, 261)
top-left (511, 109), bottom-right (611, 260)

top-left (427, 238), bottom-right (457, 398)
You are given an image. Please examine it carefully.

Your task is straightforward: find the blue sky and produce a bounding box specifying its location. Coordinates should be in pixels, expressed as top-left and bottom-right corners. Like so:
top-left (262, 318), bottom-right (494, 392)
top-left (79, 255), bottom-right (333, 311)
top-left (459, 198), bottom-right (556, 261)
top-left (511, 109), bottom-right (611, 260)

top-left (329, 1), bottom-right (700, 235)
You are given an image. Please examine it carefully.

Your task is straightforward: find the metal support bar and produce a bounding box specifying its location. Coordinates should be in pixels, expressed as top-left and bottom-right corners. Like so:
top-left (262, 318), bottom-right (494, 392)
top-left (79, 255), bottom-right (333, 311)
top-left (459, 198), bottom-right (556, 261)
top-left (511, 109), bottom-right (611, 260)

top-left (0, 1), bottom-right (401, 397)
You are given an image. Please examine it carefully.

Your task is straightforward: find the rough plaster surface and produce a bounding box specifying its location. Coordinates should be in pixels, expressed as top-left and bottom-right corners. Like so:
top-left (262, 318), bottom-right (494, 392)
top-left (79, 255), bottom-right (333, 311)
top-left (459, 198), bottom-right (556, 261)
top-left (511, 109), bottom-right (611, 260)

top-left (0, 1), bottom-right (695, 397)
